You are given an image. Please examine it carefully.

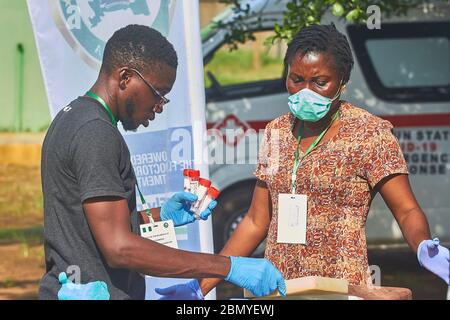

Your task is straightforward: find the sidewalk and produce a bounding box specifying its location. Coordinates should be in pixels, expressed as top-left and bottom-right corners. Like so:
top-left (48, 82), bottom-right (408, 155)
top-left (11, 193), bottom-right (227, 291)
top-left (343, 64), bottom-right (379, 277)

top-left (0, 133), bottom-right (45, 166)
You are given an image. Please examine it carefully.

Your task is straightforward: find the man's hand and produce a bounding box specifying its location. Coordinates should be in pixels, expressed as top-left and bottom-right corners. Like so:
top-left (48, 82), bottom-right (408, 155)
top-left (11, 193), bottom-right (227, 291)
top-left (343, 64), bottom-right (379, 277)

top-left (225, 256), bottom-right (286, 297)
top-left (160, 192), bottom-right (217, 227)
top-left (417, 238), bottom-right (450, 285)
top-left (155, 280), bottom-right (204, 300)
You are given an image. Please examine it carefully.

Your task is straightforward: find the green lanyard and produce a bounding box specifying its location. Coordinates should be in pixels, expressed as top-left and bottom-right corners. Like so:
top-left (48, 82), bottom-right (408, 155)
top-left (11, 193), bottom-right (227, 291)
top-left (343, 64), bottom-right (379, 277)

top-left (86, 91), bottom-right (117, 127)
top-left (136, 183), bottom-right (154, 224)
top-left (291, 111), bottom-right (340, 194)
top-left (85, 91), bottom-right (153, 223)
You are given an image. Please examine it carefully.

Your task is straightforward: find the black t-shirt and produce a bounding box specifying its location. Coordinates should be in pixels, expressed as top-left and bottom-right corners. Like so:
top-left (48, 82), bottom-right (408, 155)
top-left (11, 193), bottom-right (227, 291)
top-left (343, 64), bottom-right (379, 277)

top-left (39, 96), bottom-right (145, 300)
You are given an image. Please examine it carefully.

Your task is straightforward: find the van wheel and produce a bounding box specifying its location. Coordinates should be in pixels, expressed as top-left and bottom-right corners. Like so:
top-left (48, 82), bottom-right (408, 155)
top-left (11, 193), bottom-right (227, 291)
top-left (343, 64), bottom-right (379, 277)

top-left (212, 181), bottom-right (266, 257)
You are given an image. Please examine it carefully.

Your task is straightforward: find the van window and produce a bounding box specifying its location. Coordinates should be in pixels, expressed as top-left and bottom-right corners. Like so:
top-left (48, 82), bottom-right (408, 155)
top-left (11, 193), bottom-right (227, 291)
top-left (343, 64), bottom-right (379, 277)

top-left (347, 22), bottom-right (450, 102)
top-left (204, 31), bottom-right (285, 87)
top-left (204, 31), bottom-right (286, 102)
top-left (366, 37), bottom-right (449, 88)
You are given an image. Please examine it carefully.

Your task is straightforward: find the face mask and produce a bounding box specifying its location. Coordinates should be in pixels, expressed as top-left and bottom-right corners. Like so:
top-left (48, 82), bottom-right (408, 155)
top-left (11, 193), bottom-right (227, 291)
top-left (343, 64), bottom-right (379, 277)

top-left (288, 81), bottom-right (343, 122)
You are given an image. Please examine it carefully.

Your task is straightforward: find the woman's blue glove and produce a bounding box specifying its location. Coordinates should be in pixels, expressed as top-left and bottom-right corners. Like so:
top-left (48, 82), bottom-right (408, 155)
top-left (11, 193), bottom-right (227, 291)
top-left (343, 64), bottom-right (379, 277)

top-left (57, 272), bottom-right (110, 300)
top-left (160, 192), bottom-right (217, 227)
top-left (155, 280), bottom-right (204, 300)
top-left (225, 256), bottom-right (286, 297)
top-left (417, 238), bottom-right (450, 285)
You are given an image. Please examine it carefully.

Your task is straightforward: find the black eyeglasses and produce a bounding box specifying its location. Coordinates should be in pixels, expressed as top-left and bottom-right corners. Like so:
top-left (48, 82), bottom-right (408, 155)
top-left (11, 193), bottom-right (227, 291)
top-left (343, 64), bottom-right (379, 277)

top-left (129, 68), bottom-right (170, 107)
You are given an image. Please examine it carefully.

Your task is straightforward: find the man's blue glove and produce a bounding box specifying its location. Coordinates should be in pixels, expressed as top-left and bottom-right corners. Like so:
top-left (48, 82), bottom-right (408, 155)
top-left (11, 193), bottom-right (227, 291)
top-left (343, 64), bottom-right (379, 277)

top-left (225, 256), bottom-right (286, 297)
top-left (155, 280), bottom-right (204, 300)
top-left (160, 192), bottom-right (217, 227)
top-left (417, 238), bottom-right (450, 285)
top-left (57, 272), bottom-right (110, 300)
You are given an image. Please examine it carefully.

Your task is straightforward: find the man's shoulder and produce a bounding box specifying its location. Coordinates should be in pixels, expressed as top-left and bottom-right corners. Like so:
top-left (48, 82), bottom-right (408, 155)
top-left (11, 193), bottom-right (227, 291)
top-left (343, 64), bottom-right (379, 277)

top-left (60, 96), bottom-right (112, 126)
top-left (51, 97), bottom-right (117, 139)
top-left (43, 97), bottom-right (122, 160)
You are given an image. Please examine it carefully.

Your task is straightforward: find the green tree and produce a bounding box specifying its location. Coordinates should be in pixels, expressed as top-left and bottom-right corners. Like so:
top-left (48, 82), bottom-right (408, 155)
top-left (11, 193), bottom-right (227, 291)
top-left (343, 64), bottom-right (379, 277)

top-left (215, 0), bottom-right (449, 48)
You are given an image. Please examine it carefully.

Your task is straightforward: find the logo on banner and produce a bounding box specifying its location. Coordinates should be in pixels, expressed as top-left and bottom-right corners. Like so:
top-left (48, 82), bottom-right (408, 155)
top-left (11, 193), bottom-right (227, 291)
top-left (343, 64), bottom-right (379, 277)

top-left (50, 0), bottom-right (175, 69)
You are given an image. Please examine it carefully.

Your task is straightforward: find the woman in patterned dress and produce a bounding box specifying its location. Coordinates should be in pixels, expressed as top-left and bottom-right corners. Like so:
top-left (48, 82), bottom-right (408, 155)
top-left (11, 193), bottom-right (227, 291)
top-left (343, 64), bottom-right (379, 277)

top-left (156, 24), bottom-right (449, 299)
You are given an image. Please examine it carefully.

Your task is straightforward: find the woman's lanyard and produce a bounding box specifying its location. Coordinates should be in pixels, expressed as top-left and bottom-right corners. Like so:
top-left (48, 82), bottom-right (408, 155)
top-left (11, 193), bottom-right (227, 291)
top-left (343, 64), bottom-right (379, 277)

top-left (291, 111), bottom-right (340, 194)
top-left (85, 91), bottom-right (154, 223)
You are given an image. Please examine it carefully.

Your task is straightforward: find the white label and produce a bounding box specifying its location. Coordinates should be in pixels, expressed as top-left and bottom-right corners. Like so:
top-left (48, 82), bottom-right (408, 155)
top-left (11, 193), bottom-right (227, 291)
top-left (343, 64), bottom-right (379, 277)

top-left (190, 180), bottom-right (199, 194)
top-left (140, 220), bottom-right (178, 249)
top-left (191, 185), bottom-right (208, 212)
top-left (198, 196), bottom-right (212, 214)
top-left (277, 193), bottom-right (307, 244)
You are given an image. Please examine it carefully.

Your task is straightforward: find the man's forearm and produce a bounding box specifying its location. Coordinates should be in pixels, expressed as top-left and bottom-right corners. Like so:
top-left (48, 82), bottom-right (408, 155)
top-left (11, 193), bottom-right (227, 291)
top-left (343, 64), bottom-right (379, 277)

top-left (115, 232), bottom-right (231, 279)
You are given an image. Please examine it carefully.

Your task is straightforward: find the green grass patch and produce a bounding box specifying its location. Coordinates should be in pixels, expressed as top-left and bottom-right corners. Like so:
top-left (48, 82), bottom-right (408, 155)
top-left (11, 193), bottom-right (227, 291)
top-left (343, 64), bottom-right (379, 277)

top-left (204, 49), bottom-right (283, 88)
top-left (0, 226), bottom-right (43, 245)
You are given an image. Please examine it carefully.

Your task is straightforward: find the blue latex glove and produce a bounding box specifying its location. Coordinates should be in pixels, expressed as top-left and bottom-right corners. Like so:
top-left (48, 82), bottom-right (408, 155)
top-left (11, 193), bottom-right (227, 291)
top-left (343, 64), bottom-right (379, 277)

top-left (160, 192), bottom-right (217, 227)
top-left (57, 272), bottom-right (110, 300)
top-left (155, 280), bottom-right (204, 300)
top-left (417, 238), bottom-right (450, 285)
top-left (225, 256), bottom-right (286, 297)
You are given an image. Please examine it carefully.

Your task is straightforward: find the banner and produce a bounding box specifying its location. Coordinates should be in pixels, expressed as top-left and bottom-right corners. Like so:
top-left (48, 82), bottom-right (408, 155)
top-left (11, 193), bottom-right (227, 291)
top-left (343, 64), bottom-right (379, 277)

top-left (28, 0), bottom-right (215, 299)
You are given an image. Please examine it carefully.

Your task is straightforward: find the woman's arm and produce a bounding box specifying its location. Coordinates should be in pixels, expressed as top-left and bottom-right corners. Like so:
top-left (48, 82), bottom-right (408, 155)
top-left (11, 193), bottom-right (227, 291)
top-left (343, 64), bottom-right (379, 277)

top-left (199, 180), bottom-right (272, 295)
top-left (377, 173), bottom-right (431, 252)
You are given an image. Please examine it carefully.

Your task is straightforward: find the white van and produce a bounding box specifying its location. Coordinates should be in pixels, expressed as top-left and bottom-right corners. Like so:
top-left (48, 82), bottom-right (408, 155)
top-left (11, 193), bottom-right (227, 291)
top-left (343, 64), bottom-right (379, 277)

top-left (201, 0), bottom-right (450, 254)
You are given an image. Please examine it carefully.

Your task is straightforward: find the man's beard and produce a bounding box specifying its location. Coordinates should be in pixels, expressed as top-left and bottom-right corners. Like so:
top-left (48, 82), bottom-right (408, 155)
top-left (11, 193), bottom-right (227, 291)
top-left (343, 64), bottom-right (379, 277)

top-left (121, 98), bottom-right (139, 131)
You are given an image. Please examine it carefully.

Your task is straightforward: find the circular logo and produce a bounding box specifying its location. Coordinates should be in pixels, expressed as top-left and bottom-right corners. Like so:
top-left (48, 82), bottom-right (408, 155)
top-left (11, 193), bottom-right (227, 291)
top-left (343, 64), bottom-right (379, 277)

top-left (163, 222), bottom-right (169, 228)
top-left (50, 0), bottom-right (174, 69)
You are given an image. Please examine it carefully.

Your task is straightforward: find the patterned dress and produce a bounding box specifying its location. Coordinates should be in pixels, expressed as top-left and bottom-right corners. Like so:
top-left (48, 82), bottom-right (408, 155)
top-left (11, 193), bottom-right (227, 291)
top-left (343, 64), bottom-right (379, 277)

top-left (254, 101), bottom-right (408, 286)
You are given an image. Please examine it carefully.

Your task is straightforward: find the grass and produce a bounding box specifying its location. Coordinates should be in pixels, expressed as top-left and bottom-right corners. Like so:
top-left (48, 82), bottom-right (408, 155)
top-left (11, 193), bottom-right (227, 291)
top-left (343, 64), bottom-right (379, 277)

top-left (1, 278), bottom-right (16, 289)
top-left (204, 48), bottom-right (284, 88)
top-left (0, 226), bottom-right (43, 245)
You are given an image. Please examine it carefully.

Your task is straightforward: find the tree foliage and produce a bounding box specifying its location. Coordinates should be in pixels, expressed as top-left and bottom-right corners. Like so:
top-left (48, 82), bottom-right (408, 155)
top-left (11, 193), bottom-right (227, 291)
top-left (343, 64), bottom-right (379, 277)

top-left (216, 0), bottom-right (449, 48)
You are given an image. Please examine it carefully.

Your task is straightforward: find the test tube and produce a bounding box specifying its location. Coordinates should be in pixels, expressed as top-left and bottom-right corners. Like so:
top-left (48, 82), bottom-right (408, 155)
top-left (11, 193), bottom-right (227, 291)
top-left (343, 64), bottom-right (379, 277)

top-left (190, 178), bottom-right (211, 214)
top-left (197, 187), bottom-right (220, 217)
top-left (183, 169), bottom-right (191, 192)
top-left (189, 170), bottom-right (200, 194)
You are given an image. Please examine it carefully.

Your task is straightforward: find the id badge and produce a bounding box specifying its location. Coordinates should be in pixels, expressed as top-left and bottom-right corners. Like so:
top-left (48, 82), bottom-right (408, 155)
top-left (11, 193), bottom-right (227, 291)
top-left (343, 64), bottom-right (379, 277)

top-left (140, 220), bottom-right (178, 249)
top-left (277, 193), bottom-right (307, 244)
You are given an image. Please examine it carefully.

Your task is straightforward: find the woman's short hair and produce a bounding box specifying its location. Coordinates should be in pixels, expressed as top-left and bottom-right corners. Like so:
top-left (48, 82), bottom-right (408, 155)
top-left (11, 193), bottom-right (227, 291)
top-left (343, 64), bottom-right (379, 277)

top-left (284, 24), bottom-right (354, 84)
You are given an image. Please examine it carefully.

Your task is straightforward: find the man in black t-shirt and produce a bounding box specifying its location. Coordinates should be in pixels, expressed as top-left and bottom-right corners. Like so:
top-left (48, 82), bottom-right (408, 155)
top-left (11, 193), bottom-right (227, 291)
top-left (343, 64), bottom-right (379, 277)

top-left (40, 25), bottom-right (286, 300)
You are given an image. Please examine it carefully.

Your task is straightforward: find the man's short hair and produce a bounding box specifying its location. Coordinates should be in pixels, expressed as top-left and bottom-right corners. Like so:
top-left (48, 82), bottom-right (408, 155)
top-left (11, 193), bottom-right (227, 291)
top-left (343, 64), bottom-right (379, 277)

top-left (101, 24), bottom-right (178, 74)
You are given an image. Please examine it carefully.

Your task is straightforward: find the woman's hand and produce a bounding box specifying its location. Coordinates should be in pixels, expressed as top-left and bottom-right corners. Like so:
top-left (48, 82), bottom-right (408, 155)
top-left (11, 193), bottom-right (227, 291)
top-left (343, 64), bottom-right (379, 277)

top-left (417, 238), bottom-right (450, 285)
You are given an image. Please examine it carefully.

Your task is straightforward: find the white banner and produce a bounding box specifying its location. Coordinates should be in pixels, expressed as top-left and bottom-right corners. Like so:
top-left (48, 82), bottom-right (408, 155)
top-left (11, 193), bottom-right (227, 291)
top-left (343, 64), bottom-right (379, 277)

top-left (28, 0), bottom-right (215, 299)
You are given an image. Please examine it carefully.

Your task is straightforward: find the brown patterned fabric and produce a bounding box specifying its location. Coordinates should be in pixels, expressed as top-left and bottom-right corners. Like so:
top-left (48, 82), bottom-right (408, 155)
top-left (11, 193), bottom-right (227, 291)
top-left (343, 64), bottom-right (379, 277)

top-left (254, 102), bottom-right (408, 286)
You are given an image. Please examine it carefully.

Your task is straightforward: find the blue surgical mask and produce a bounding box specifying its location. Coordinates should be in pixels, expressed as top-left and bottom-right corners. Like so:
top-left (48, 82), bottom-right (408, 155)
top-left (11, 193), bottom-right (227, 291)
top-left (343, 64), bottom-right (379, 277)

top-left (288, 82), bottom-right (343, 122)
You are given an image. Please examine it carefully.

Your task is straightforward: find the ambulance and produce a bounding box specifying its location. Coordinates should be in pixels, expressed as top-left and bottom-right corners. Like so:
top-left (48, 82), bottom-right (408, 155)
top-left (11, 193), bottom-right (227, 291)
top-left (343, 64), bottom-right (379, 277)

top-left (201, 0), bottom-right (450, 255)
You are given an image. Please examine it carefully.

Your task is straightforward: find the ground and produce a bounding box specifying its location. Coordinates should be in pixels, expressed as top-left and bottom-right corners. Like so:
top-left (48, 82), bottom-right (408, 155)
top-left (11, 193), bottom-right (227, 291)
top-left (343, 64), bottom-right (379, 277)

top-left (0, 164), bottom-right (44, 299)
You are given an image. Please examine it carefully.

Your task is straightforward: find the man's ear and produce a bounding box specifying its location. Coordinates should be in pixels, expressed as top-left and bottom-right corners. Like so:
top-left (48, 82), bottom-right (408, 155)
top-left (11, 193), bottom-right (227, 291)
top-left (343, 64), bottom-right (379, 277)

top-left (118, 68), bottom-right (132, 90)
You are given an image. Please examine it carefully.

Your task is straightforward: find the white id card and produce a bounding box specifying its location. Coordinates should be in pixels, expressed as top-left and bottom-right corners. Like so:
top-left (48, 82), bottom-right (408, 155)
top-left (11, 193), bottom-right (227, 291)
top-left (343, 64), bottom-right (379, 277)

top-left (277, 193), bottom-right (307, 244)
top-left (140, 220), bottom-right (178, 249)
